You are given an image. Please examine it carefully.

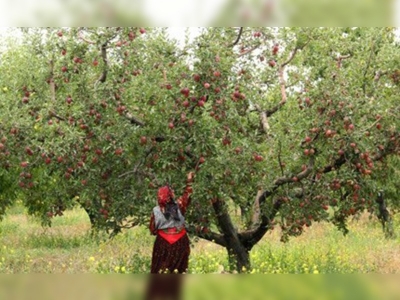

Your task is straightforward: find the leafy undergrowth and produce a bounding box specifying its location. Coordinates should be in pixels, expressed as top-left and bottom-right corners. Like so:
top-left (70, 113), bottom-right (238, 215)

top-left (0, 204), bottom-right (399, 274)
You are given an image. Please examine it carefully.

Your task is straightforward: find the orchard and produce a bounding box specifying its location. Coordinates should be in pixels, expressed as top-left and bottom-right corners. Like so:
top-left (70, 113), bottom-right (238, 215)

top-left (0, 27), bottom-right (399, 272)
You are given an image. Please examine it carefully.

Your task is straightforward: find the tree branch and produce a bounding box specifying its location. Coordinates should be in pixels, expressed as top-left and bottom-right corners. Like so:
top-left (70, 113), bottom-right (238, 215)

top-left (230, 27), bottom-right (243, 47)
top-left (239, 197), bottom-right (283, 249)
top-left (265, 100), bottom-right (287, 117)
top-left (281, 48), bottom-right (298, 68)
top-left (125, 112), bottom-right (145, 126)
top-left (78, 30), bottom-right (96, 45)
top-left (187, 225), bottom-right (227, 247)
top-left (255, 104), bottom-right (270, 134)
top-left (319, 155), bottom-right (346, 174)
top-left (211, 198), bottom-right (242, 248)
top-left (238, 44), bottom-right (260, 57)
top-left (97, 42), bottom-right (108, 84)
top-left (49, 60), bottom-right (56, 103)
top-left (242, 156), bottom-right (315, 248)
top-left (253, 47), bottom-right (298, 126)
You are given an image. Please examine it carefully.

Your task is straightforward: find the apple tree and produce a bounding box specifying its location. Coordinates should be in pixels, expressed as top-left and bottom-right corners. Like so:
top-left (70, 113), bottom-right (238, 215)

top-left (0, 27), bottom-right (399, 272)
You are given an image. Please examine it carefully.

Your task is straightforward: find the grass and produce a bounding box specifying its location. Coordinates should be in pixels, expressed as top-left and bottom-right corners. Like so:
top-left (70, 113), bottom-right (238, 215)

top-left (0, 203), bottom-right (399, 274)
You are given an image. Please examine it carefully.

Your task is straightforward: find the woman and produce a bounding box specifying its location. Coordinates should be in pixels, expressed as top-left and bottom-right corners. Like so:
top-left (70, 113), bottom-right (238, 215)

top-left (149, 172), bottom-right (194, 274)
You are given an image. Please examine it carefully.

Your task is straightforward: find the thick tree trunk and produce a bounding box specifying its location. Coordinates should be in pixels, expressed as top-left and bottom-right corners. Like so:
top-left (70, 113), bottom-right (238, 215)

top-left (376, 191), bottom-right (395, 239)
top-left (227, 244), bottom-right (250, 273)
top-left (211, 198), bottom-right (252, 273)
top-left (78, 202), bottom-right (97, 228)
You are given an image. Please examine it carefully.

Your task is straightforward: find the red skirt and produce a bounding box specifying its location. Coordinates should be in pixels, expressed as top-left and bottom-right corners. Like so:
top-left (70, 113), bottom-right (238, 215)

top-left (150, 232), bottom-right (190, 274)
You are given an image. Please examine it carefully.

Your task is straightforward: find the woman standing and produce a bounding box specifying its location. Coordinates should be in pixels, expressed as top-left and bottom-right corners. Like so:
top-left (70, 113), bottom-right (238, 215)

top-left (149, 172), bottom-right (194, 274)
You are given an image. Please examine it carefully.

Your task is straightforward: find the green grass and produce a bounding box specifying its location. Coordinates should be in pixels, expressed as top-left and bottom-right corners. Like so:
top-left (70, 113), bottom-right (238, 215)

top-left (0, 203), bottom-right (399, 274)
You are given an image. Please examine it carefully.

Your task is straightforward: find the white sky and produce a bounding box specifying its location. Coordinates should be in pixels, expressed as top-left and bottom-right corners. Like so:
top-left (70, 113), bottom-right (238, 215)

top-left (142, 0), bottom-right (227, 26)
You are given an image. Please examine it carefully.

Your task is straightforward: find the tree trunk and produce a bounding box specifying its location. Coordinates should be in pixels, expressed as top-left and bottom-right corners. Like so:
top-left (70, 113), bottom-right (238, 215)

top-left (78, 202), bottom-right (97, 227)
top-left (211, 198), bottom-right (252, 273)
top-left (227, 244), bottom-right (250, 273)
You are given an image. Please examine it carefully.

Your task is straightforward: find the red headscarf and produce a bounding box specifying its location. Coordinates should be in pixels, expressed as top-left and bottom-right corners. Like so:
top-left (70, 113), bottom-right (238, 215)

top-left (157, 186), bottom-right (175, 207)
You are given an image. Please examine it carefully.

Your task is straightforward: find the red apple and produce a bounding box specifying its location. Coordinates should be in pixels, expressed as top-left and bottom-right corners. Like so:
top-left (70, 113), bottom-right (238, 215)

top-left (128, 31), bottom-right (135, 41)
top-left (234, 147), bottom-right (242, 154)
top-left (253, 154), bottom-right (263, 161)
top-left (21, 161), bottom-right (29, 168)
top-left (325, 129), bottom-right (333, 137)
top-left (25, 147), bottom-right (33, 156)
top-left (193, 74), bottom-right (201, 82)
top-left (222, 138), bottom-right (231, 146)
top-left (204, 82), bottom-right (210, 89)
top-left (115, 148), bottom-right (123, 155)
top-left (93, 60), bottom-right (99, 66)
top-left (180, 87), bottom-right (190, 97)
top-left (140, 136), bottom-right (147, 145)
top-left (213, 70), bottom-right (221, 77)
top-left (139, 28), bottom-right (146, 34)
top-left (168, 122), bottom-right (174, 129)
top-left (268, 60), bottom-right (276, 67)
top-left (272, 44), bottom-right (279, 55)
top-left (180, 113), bottom-right (187, 122)
top-left (61, 66), bottom-right (68, 72)
top-left (199, 157), bottom-right (205, 164)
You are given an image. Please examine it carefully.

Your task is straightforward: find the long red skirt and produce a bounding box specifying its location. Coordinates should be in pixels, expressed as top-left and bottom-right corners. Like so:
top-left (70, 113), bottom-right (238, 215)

top-left (150, 234), bottom-right (190, 274)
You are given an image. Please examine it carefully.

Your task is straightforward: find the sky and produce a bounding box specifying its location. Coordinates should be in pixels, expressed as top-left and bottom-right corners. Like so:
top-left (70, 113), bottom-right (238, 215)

top-left (142, 1), bottom-right (226, 26)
